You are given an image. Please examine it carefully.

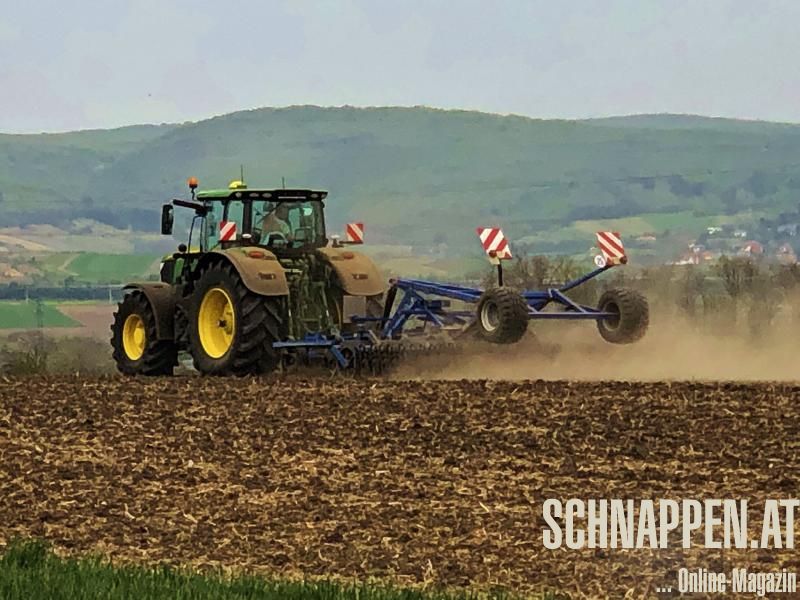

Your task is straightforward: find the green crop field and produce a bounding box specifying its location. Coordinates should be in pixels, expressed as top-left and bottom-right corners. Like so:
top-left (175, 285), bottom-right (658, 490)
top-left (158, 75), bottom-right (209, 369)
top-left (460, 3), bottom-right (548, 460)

top-left (36, 252), bottom-right (76, 271)
top-left (0, 302), bottom-right (78, 329)
top-left (66, 253), bottom-right (158, 283)
top-left (0, 540), bottom-right (534, 600)
top-left (29, 252), bottom-right (159, 285)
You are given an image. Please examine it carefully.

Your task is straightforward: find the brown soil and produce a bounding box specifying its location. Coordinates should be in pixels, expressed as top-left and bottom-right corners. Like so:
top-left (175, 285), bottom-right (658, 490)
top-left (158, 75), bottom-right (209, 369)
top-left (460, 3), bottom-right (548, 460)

top-left (0, 376), bottom-right (797, 598)
top-left (57, 304), bottom-right (115, 338)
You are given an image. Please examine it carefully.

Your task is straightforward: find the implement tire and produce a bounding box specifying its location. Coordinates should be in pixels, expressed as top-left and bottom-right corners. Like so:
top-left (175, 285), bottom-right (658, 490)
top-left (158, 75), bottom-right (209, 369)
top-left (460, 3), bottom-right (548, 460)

top-left (111, 290), bottom-right (177, 376)
top-left (475, 287), bottom-right (529, 344)
top-left (596, 287), bottom-right (649, 344)
top-left (189, 261), bottom-right (284, 376)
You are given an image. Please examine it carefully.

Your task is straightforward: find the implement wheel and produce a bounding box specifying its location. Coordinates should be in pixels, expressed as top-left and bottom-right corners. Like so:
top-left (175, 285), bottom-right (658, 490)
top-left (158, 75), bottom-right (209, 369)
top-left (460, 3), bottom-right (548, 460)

top-left (596, 287), bottom-right (649, 344)
top-left (110, 291), bottom-right (177, 375)
top-left (475, 287), bottom-right (529, 344)
top-left (189, 261), bottom-right (284, 376)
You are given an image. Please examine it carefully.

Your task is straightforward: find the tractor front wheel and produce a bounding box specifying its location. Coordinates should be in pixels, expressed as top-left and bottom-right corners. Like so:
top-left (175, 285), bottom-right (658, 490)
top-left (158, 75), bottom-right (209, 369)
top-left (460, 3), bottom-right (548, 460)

top-left (111, 291), bottom-right (177, 375)
top-left (596, 288), bottom-right (649, 344)
top-left (189, 262), bottom-right (284, 376)
top-left (475, 287), bottom-right (529, 344)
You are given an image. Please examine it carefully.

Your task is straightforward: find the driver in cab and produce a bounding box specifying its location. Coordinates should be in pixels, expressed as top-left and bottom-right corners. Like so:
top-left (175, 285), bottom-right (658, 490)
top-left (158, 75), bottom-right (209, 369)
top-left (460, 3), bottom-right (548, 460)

top-left (261, 203), bottom-right (292, 242)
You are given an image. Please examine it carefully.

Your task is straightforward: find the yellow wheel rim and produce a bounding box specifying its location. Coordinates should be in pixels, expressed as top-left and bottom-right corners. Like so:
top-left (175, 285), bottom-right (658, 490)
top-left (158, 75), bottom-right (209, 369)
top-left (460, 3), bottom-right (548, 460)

top-left (122, 314), bottom-right (146, 361)
top-left (198, 287), bottom-right (236, 359)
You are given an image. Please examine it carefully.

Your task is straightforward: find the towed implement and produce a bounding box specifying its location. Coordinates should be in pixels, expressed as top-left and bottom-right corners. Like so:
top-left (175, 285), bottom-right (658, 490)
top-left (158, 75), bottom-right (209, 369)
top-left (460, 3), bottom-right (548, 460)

top-left (111, 179), bottom-right (648, 376)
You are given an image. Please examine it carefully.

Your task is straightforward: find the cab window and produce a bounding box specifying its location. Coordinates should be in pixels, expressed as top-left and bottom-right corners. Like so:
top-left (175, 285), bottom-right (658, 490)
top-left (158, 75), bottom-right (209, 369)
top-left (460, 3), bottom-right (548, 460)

top-left (204, 202), bottom-right (221, 249)
top-left (253, 200), bottom-right (324, 248)
top-left (204, 200), bottom-right (244, 249)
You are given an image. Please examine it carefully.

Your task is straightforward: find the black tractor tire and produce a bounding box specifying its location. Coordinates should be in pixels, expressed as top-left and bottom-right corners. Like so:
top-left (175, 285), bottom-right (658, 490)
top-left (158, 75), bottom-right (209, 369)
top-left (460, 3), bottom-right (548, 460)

top-left (596, 287), bottom-right (649, 344)
top-left (174, 304), bottom-right (190, 351)
top-left (110, 290), bottom-right (177, 376)
top-left (189, 261), bottom-right (284, 376)
top-left (475, 287), bottom-right (529, 344)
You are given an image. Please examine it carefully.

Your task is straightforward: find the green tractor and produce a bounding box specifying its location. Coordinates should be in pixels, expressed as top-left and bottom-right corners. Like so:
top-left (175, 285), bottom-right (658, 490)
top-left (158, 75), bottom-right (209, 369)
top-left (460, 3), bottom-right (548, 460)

top-left (111, 178), bottom-right (384, 376)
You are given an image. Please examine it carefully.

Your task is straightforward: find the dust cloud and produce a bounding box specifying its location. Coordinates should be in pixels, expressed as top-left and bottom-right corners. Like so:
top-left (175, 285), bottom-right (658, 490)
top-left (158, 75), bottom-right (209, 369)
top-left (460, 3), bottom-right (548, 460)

top-left (393, 317), bottom-right (800, 382)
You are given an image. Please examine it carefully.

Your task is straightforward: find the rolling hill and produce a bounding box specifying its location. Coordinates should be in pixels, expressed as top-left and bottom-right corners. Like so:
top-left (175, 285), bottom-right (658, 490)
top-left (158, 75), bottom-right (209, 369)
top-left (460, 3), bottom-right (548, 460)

top-left (2, 107), bottom-right (800, 256)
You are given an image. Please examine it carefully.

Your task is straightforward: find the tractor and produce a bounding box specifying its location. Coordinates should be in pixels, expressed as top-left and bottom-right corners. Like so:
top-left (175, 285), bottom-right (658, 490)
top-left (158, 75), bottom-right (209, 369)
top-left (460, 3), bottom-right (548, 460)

top-left (111, 178), bottom-right (649, 376)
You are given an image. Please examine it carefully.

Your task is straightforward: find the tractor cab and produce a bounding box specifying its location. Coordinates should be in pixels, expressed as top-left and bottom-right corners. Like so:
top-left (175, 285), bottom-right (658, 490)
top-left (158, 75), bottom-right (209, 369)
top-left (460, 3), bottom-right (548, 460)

top-left (158, 179), bottom-right (333, 290)
top-left (160, 178), bottom-right (328, 254)
top-left (194, 182), bottom-right (329, 253)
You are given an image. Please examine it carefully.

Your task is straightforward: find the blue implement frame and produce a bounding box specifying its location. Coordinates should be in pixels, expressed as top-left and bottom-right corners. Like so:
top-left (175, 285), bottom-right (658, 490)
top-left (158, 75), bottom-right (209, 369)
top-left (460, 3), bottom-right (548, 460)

top-left (273, 264), bottom-right (618, 369)
top-left (380, 265), bottom-right (615, 338)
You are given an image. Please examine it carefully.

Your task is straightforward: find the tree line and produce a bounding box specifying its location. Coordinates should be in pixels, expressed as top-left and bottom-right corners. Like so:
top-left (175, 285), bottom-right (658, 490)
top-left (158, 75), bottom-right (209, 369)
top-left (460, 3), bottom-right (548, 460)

top-left (0, 285), bottom-right (123, 302)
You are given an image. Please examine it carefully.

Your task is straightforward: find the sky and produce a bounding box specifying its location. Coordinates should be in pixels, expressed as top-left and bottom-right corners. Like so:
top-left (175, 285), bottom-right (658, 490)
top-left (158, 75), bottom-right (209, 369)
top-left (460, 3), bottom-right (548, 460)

top-left (1, 0), bottom-right (799, 133)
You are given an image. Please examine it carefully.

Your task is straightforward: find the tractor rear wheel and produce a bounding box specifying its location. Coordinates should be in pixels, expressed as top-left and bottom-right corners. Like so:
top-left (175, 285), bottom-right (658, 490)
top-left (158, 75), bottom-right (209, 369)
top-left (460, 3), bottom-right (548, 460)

top-left (475, 287), bottom-right (529, 344)
top-left (111, 291), bottom-right (177, 376)
top-left (596, 288), bottom-right (649, 344)
top-left (189, 262), bottom-right (284, 376)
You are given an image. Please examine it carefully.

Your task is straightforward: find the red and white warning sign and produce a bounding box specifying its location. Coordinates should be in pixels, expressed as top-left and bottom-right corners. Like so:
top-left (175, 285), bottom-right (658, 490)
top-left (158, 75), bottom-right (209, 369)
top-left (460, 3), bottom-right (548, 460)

top-left (346, 222), bottom-right (364, 244)
top-left (596, 231), bottom-right (625, 262)
top-left (476, 227), bottom-right (512, 260)
top-left (219, 220), bottom-right (237, 242)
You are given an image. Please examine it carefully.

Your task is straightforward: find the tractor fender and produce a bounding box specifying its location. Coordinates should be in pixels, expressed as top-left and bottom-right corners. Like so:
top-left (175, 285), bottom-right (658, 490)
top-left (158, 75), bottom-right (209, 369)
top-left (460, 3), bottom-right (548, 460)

top-left (317, 247), bottom-right (386, 296)
top-left (198, 248), bottom-right (289, 296)
top-left (122, 282), bottom-right (176, 340)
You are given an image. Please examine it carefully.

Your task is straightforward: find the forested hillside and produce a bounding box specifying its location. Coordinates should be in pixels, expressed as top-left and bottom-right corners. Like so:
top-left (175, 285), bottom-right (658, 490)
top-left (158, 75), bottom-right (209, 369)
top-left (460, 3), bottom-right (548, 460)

top-left (2, 107), bottom-right (800, 254)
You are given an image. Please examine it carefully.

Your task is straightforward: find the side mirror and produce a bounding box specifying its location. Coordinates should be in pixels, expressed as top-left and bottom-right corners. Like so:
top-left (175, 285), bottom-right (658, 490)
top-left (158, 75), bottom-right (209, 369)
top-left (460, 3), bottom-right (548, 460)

top-left (161, 204), bottom-right (174, 235)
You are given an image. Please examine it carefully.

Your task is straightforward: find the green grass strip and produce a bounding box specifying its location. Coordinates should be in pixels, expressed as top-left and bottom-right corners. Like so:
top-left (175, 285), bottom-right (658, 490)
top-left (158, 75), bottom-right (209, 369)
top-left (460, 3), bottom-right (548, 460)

top-left (0, 540), bottom-right (558, 600)
top-left (0, 302), bottom-right (79, 329)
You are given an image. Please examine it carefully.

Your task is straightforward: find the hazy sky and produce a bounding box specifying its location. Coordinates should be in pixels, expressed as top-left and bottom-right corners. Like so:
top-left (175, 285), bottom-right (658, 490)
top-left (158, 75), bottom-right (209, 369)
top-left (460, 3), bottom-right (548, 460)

top-left (1, 0), bottom-right (799, 133)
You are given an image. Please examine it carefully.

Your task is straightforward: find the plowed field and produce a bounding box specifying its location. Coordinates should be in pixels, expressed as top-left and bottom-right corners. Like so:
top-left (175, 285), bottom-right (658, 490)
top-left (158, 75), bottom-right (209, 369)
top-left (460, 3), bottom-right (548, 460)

top-left (0, 377), bottom-right (798, 598)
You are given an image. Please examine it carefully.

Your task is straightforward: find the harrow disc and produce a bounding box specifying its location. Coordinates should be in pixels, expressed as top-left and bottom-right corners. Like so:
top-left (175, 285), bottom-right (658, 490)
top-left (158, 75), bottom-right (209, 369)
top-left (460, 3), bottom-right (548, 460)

top-left (349, 340), bottom-right (461, 376)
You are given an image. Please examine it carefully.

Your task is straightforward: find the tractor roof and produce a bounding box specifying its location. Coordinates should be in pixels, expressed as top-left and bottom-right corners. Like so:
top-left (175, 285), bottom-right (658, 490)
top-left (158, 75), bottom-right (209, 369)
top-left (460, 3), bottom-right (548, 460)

top-left (196, 188), bottom-right (328, 201)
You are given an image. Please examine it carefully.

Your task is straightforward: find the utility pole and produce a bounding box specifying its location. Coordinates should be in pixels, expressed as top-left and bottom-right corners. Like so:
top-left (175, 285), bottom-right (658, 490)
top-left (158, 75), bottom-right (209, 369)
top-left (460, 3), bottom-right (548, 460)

top-left (35, 297), bottom-right (44, 331)
top-left (34, 297), bottom-right (45, 360)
